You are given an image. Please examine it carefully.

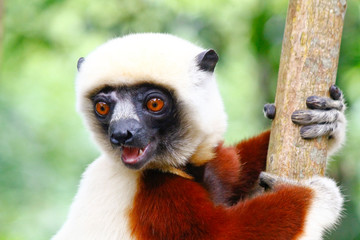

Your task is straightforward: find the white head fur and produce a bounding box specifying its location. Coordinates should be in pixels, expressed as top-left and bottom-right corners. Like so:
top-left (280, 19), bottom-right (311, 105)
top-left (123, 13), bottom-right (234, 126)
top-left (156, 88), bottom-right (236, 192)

top-left (76, 33), bottom-right (227, 167)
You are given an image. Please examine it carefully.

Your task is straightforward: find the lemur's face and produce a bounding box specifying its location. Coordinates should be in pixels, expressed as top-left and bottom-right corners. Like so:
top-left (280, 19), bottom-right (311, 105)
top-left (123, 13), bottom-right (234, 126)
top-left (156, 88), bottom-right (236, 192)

top-left (76, 34), bottom-right (228, 169)
top-left (91, 84), bottom-right (181, 169)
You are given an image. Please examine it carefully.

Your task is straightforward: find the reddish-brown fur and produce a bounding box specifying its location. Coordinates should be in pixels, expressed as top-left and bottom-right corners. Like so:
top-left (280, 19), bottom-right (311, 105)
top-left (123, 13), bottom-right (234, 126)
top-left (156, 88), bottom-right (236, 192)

top-left (204, 130), bottom-right (271, 204)
top-left (130, 130), bottom-right (312, 239)
top-left (235, 130), bottom-right (272, 197)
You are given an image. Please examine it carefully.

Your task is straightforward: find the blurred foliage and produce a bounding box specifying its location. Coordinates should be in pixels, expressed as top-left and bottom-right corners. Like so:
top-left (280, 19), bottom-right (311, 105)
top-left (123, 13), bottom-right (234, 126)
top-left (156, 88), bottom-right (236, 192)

top-left (1, 0), bottom-right (359, 239)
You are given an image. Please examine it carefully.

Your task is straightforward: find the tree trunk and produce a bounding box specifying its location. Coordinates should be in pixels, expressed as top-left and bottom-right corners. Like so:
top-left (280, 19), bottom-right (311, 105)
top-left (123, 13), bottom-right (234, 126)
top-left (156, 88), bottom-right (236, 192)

top-left (266, 0), bottom-right (347, 180)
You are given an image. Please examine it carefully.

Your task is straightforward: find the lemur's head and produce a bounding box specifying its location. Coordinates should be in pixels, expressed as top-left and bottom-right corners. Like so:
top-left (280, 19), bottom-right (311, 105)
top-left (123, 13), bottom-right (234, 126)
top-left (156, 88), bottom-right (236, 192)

top-left (76, 33), bottom-right (227, 170)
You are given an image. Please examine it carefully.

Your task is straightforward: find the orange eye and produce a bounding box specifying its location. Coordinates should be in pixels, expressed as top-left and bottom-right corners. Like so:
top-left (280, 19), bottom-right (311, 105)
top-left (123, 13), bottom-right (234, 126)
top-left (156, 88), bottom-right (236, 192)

top-left (146, 98), bottom-right (164, 112)
top-left (95, 102), bottom-right (110, 116)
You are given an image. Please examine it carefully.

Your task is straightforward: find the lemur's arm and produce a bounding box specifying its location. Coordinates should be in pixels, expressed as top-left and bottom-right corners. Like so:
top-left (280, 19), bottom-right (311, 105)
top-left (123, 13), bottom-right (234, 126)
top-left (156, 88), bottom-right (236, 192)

top-left (203, 130), bottom-right (270, 205)
top-left (235, 130), bottom-right (270, 196)
top-left (131, 170), bottom-right (343, 240)
top-left (204, 85), bottom-right (346, 205)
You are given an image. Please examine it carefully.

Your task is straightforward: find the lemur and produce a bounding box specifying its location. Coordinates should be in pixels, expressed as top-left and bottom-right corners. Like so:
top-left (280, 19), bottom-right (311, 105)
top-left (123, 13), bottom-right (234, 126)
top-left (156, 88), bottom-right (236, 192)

top-left (53, 33), bottom-right (346, 240)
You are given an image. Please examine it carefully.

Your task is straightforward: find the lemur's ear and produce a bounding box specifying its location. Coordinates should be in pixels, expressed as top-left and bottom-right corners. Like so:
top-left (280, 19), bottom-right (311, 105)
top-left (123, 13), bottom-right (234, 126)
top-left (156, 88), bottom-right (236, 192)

top-left (196, 49), bottom-right (218, 72)
top-left (77, 57), bottom-right (85, 71)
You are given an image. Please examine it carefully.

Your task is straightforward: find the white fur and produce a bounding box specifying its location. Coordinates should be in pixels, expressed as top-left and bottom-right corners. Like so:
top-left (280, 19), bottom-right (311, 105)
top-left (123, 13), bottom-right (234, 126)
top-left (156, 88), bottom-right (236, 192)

top-left (52, 155), bottom-right (138, 240)
top-left (76, 33), bottom-right (227, 158)
top-left (111, 96), bottom-right (140, 122)
top-left (328, 109), bottom-right (347, 156)
top-left (298, 177), bottom-right (343, 240)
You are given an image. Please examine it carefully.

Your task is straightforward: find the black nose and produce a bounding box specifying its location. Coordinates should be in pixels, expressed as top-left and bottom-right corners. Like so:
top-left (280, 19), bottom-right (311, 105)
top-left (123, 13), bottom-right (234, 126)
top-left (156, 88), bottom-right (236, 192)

top-left (110, 129), bottom-right (133, 146)
top-left (109, 119), bottom-right (143, 146)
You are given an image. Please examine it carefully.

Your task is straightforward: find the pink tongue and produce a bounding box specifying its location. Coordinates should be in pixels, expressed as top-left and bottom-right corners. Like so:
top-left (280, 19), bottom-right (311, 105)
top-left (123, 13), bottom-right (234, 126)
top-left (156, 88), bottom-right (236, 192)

top-left (122, 147), bottom-right (139, 164)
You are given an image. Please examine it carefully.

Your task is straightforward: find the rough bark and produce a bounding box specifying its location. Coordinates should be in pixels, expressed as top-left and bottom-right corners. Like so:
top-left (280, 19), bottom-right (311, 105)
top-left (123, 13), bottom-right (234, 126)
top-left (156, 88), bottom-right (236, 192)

top-left (266, 0), bottom-right (347, 180)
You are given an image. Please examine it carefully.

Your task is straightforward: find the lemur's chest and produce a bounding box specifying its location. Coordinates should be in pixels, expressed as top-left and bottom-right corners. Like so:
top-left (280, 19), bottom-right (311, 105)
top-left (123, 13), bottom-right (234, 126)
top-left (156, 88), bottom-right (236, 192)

top-left (53, 157), bottom-right (139, 240)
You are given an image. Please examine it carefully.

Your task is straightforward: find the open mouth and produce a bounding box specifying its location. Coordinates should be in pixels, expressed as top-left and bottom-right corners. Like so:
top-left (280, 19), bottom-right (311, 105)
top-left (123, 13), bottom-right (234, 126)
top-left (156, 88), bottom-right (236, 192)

top-left (121, 144), bottom-right (151, 167)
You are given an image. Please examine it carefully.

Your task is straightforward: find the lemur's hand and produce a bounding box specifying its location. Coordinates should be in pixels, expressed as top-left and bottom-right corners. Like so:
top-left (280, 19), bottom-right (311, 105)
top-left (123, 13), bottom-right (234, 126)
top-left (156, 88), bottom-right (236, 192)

top-left (263, 85), bottom-right (346, 155)
top-left (259, 171), bottom-right (343, 228)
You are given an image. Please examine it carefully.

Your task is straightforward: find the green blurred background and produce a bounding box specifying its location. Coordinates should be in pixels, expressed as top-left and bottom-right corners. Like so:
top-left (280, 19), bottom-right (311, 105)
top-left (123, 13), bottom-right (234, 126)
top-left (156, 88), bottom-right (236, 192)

top-left (1, 0), bottom-right (360, 239)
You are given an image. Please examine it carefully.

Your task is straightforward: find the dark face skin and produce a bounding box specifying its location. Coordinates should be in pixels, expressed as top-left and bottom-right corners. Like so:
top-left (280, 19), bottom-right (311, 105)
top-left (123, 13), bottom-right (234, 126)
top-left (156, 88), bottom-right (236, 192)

top-left (91, 84), bottom-right (180, 169)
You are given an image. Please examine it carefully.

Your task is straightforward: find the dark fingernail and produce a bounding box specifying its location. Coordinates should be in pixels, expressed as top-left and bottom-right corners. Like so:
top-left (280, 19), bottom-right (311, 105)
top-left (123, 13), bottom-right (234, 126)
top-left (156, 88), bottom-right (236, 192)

top-left (306, 96), bottom-right (325, 109)
top-left (259, 179), bottom-right (270, 190)
top-left (291, 110), bottom-right (311, 124)
top-left (264, 104), bottom-right (276, 119)
top-left (330, 85), bottom-right (341, 100)
top-left (300, 126), bottom-right (314, 139)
